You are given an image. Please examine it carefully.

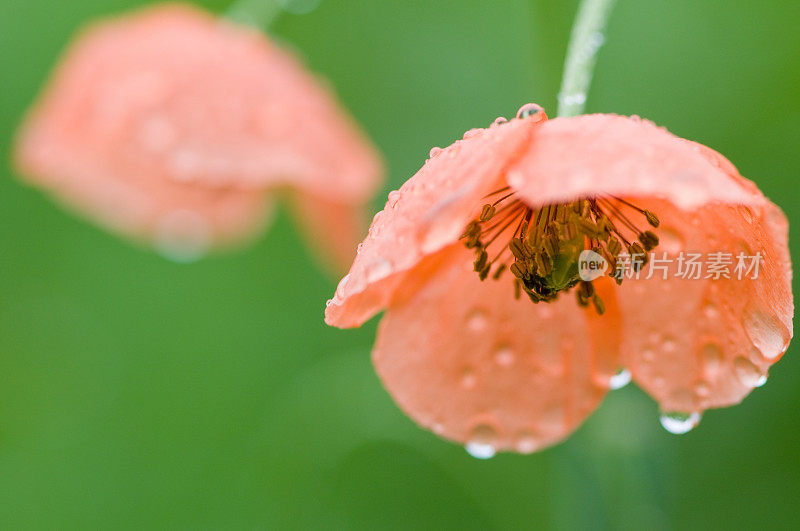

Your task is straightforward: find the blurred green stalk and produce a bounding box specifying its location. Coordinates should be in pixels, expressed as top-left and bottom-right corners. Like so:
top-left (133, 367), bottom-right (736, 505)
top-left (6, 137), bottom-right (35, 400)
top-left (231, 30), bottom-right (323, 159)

top-left (225, 0), bottom-right (283, 29)
top-left (557, 0), bottom-right (617, 117)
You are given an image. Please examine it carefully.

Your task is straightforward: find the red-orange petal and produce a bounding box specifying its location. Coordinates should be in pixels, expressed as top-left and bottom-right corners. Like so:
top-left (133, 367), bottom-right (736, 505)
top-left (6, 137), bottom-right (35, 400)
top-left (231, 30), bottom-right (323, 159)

top-left (372, 245), bottom-right (619, 453)
top-left (325, 114), bottom-right (545, 328)
top-left (616, 196), bottom-right (793, 414)
top-left (507, 114), bottom-right (759, 210)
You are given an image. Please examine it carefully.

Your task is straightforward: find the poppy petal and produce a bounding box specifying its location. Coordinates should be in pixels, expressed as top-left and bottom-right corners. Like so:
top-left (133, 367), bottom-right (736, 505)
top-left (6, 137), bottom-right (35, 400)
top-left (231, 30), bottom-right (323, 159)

top-left (507, 114), bottom-right (759, 210)
top-left (326, 116), bottom-right (543, 328)
top-left (616, 197), bottom-right (793, 414)
top-left (372, 245), bottom-right (618, 453)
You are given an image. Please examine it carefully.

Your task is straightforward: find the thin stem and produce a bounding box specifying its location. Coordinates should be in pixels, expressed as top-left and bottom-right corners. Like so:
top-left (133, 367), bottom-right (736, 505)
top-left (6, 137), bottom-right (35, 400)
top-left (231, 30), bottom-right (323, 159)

top-left (556, 0), bottom-right (617, 117)
top-left (225, 0), bottom-right (284, 30)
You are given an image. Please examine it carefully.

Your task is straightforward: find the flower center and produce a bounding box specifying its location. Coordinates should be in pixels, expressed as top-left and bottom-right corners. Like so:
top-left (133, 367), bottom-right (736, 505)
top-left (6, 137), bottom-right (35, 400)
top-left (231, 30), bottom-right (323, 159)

top-left (460, 187), bottom-right (660, 314)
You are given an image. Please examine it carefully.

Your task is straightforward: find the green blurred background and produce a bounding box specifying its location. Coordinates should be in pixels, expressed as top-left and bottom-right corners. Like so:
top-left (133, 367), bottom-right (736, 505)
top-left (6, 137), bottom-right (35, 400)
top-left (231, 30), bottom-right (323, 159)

top-left (1, 0), bottom-right (798, 528)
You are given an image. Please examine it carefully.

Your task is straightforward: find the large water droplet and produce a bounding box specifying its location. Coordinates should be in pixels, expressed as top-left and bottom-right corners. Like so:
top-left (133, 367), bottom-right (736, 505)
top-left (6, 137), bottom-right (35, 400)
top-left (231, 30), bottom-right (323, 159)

top-left (742, 306), bottom-right (791, 361)
top-left (609, 368), bottom-right (631, 390)
top-left (465, 442), bottom-right (495, 459)
top-left (155, 210), bottom-right (211, 262)
top-left (465, 424), bottom-right (497, 459)
top-left (659, 411), bottom-right (701, 434)
top-left (734, 357), bottom-right (767, 387)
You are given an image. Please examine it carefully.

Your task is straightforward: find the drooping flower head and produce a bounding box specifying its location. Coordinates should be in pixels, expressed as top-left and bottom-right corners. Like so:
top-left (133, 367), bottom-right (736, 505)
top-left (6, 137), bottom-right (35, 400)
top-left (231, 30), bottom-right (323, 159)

top-left (326, 104), bottom-right (793, 454)
top-left (14, 3), bottom-right (382, 265)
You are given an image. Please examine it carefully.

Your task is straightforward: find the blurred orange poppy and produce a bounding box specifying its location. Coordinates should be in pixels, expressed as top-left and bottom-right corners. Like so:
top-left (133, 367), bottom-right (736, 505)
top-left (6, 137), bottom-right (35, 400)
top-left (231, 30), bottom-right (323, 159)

top-left (15, 3), bottom-right (382, 266)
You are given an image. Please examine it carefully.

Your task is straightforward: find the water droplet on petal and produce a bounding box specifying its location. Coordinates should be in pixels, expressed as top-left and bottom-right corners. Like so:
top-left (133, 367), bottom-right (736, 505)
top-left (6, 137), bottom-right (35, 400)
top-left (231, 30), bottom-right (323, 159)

top-left (365, 259), bottom-right (392, 283)
top-left (702, 302), bottom-right (719, 320)
top-left (660, 411), bottom-right (701, 434)
top-left (742, 306), bottom-right (791, 361)
top-left (387, 190), bottom-right (401, 208)
top-left (466, 308), bottom-right (488, 332)
top-left (515, 431), bottom-right (538, 453)
top-left (734, 357), bottom-right (767, 387)
top-left (461, 368), bottom-right (477, 390)
top-left (334, 273), bottom-right (351, 301)
top-left (701, 343), bottom-right (723, 377)
top-left (662, 336), bottom-right (677, 353)
top-left (428, 146), bottom-right (443, 158)
top-left (465, 442), bottom-right (495, 459)
top-left (493, 345), bottom-right (515, 367)
top-left (490, 116), bottom-right (508, 128)
top-left (465, 424), bottom-right (497, 459)
top-left (609, 368), bottom-right (631, 390)
top-left (516, 103), bottom-right (542, 119)
top-left (462, 128), bottom-right (482, 139)
top-left (155, 210), bottom-right (211, 262)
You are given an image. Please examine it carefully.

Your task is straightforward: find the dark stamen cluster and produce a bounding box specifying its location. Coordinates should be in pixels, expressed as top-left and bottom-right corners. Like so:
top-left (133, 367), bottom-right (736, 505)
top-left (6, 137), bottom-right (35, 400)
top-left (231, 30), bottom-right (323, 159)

top-left (460, 187), bottom-right (660, 314)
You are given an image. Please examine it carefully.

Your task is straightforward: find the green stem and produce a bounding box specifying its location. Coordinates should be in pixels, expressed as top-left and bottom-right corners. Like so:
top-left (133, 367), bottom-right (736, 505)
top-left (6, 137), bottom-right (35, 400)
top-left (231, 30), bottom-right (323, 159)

top-left (225, 0), bottom-right (284, 29)
top-left (556, 0), bottom-right (617, 117)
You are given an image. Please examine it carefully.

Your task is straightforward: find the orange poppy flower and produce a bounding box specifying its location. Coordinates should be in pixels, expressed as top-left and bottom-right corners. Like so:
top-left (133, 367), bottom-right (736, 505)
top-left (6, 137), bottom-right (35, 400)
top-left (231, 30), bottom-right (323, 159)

top-left (326, 104), bottom-right (793, 455)
top-left (14, 3), bottom-right (382, 265)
